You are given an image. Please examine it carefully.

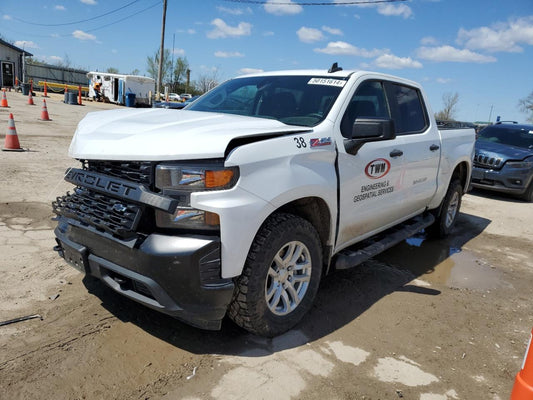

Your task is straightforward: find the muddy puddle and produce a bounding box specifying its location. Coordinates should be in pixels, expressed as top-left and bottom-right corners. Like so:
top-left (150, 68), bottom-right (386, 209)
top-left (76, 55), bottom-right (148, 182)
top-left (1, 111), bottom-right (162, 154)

top-left (0, 202), bottom-right (56, 230)
top-left (376, 233), bottom-right (504, 291)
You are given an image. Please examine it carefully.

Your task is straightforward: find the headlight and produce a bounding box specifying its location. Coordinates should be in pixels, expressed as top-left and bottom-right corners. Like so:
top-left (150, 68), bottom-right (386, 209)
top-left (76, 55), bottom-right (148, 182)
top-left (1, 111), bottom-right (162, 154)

top-left (507, 160), bottom-right (533, 169)
top-left (154, 163), bottom-right (239, 230)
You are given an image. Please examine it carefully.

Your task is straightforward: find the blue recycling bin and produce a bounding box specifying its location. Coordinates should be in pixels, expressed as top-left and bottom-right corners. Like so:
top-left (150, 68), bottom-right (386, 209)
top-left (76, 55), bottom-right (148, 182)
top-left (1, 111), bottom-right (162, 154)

top-left (125, 93), bottom-right (136, 107)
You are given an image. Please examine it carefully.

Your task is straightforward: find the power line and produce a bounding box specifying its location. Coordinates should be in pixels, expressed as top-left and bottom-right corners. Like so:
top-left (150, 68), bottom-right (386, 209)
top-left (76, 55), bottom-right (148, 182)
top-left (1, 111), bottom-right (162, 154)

top-left (222, 0), bottom-right (406, 5)
top-left (6, 1), bottom-right (161, 38)
top-left (85, 2), bottom-right (161, 33)
top-left (13, 0), bottom-right (142, 27)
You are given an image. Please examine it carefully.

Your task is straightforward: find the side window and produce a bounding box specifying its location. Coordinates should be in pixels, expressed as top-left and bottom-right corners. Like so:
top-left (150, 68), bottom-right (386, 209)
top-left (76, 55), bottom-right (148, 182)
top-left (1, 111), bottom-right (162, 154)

top-left (341, 81), bottom-right (389, 138)
top-left (384, 82), bottom-right (428, 135)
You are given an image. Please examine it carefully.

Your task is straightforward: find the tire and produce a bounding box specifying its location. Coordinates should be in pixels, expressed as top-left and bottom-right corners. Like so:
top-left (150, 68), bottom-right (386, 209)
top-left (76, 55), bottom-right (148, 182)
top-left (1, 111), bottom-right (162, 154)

top-left (521, 181), bottom-right (533, 202)
top-left (428, 179), bottom-right (463, 238)
top-left (228, 213), bottom-right (322, 337)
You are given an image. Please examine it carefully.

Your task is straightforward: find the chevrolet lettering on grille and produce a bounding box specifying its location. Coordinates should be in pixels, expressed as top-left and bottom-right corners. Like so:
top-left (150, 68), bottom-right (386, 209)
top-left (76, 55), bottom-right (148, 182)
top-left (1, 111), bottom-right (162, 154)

top-left (64, 168), bottom-right (178, 213)
top-left (66, 169), bottom-right (138, 197)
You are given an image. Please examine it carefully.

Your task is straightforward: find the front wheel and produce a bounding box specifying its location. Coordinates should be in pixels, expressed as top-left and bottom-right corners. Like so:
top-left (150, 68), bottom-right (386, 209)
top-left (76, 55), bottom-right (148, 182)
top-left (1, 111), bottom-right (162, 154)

top-left (521, 181), bottom-right (533, 202)
top-left (228, 213), bottom-right (322, 337)
top-left (428, 179), bottom-right (463, 238)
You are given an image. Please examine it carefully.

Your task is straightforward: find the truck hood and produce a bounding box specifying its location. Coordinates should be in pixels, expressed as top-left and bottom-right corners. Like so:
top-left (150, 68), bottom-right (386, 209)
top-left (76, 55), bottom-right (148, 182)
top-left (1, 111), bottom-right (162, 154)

top-left (475, 140), bottom-right (533, 162)
top-left (69, 108), bottom-right (310, 161)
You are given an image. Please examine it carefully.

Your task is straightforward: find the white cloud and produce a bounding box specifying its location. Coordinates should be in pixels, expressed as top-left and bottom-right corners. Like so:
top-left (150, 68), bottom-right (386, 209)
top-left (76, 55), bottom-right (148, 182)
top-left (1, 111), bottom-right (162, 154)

top-left (54, 5), bottom-right (66, 11)
top-left (263, 31), bottom-right (275, 37)
top-left (314, 41), bottom-right (385, 58)
top-left (457, 16), bottom-right (533, 53)
top-left (215, 51), bottom-right (244, 58)
top-left (80, 0), bottom-right (97, 4)
top-left (14, 40), bottom-right (39, 49)
top-left (334, 0), bottom-right (412, 19)
top-left (239, 68), bottom-right (264, 75)
top-left (172, 48), bottom-right (185, 56)
top-left (48, 55), bottom-right (63, 63)
top-left (207, 18), bottom-right (252, 39)
top-left (374, 54), bottom-right (423, 69)
top-left (217, 6), bottom-right (252, 15)
top-left (420, 36), bottom-right (438, 45)
top-left (297, 27), bottom-right (324, 43)
top-left (436, 78), bottom-right (452, 84)
top-left (3, 15), bottom-right (12, 20)
top-left (264, 0), bottom-right (303, 16)
top-left (111, 49), bottom-right (117, 54)
top-left (376, 3), bottom-right (412, 19)
top-left (322, 26), bottom-right (343, 36)
top-left (72, 30), bottom-right (96, 41)
top-left (416, 45), bottom-right (496, 63)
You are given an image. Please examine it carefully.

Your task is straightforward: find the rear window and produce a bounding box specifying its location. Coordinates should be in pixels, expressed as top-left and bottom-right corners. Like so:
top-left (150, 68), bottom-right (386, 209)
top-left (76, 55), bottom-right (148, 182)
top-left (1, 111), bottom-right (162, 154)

top-left (478, 126), bottom-right (533, 149)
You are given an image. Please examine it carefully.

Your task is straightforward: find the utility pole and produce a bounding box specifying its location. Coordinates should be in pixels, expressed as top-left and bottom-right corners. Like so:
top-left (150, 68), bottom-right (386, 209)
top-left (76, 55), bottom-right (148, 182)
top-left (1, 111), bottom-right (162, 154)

top-left (156, 0), bottom-right (168, 100)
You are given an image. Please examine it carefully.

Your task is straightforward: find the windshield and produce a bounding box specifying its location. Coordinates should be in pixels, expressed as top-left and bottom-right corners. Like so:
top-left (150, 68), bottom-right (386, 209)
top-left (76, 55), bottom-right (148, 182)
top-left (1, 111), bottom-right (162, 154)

top-left (477, 125), bottom-right (533, 149)
top-left (187, 75), bottom-right (347, 127)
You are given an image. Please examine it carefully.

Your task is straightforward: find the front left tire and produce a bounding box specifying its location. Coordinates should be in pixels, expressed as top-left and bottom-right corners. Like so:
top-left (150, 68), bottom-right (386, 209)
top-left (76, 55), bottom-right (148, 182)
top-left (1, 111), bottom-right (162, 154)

top-left (228, 213), bottom-right (323, 337)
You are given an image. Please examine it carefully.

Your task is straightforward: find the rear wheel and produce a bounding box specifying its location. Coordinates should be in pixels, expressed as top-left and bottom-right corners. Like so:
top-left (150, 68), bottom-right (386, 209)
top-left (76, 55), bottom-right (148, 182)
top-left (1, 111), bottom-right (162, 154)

top-left (428, 179), bottom-right (463, 238)
top-left (228, 213), bottom-right (322, 337)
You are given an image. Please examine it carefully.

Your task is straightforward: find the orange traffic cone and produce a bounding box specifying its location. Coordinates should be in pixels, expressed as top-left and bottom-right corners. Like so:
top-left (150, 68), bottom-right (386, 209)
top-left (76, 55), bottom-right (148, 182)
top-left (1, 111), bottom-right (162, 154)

top-left (39, 99), bottom-right (51, 121)
top-left (27, 90), bottom-right (35, 105)
top-left (511, 328), bottom-right (533, 399)
top-left (2, 113), bottom-right (24, 152)
top-left (1, 90), bottom-right (8, 107)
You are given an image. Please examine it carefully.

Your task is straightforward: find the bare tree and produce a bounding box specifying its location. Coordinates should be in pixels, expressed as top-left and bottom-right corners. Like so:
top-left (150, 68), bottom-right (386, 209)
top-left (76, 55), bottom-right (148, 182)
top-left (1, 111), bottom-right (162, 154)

top-left (518, 91), bottom-right (533, 123)
top-left (195, 68), bottom-right (220, 94)
top-left (435, 92), bottom-right (460, 121)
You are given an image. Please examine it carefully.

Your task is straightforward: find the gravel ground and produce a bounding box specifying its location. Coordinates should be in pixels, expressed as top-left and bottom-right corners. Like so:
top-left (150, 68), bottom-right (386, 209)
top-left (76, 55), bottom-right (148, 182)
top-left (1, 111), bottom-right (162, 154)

top-left (1, 90), bottom-right (532, 400)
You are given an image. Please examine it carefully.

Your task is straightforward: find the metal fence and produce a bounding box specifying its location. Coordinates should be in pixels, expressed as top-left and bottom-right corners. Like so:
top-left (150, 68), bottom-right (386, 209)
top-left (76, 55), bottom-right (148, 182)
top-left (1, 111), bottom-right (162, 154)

top-left (26, 63), bottom-right (88, 92)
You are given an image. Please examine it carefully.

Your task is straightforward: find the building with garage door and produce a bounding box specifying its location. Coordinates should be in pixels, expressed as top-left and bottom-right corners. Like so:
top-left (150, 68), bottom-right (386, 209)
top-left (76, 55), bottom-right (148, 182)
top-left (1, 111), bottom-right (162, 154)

top-left (0, 38), bottom-right (33, 88)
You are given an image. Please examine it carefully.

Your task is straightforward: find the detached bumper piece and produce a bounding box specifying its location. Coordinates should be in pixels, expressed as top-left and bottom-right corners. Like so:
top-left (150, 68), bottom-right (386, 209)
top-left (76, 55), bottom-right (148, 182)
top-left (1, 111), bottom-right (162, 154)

top-left (54, 218), bottom-right (234, 330)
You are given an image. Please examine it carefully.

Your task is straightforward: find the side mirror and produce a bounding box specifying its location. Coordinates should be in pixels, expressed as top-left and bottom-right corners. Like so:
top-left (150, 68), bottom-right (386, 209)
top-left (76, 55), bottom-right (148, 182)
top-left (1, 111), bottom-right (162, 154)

top-left (344, 118), bottom-right (396, 155)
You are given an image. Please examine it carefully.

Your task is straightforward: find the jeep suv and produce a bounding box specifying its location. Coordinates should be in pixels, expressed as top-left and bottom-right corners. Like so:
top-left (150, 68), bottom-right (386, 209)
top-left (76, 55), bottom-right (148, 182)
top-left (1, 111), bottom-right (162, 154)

top-left (471, 123), bottom-right (533, 201)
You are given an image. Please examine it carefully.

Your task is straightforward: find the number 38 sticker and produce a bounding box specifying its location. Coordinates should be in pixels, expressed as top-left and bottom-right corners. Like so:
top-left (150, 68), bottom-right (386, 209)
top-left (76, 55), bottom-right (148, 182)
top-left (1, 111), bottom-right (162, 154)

top-left (294, 137), bottom-right (307, 148)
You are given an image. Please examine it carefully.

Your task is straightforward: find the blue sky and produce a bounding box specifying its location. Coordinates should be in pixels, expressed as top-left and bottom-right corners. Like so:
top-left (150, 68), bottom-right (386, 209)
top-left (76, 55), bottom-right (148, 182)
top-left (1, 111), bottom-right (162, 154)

top-left (1, 0), bottom-right (533, 123)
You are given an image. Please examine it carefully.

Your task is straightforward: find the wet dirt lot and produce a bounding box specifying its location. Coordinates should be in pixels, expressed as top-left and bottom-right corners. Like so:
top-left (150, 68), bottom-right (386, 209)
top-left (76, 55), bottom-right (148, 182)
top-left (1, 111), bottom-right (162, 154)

top-left (1, 91), bottom-right (532, 400)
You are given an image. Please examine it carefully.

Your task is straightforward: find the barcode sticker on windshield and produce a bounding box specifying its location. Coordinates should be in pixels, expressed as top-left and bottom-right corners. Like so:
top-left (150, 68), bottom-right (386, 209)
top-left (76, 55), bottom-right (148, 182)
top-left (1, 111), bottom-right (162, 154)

top-left (308, 78), bottom-right (346, 87)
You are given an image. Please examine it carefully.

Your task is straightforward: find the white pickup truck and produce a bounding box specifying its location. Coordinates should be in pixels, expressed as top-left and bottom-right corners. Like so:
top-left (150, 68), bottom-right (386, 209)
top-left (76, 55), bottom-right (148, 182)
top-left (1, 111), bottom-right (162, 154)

top-left (53, 65), bottom-right (475, 337)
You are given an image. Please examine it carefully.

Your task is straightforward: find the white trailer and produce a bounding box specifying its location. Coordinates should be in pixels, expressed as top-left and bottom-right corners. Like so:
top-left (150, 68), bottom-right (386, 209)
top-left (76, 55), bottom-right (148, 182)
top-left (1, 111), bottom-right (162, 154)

top-left (87, 71), bottom-right (155, 106)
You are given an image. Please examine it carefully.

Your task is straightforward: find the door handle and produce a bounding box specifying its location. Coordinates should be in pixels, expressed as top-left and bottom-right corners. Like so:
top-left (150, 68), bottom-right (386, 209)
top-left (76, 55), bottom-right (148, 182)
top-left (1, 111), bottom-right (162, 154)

top-left (389, 149), bottom-right (403, 158)
top-left (430, 144), bottom-right (440, 151)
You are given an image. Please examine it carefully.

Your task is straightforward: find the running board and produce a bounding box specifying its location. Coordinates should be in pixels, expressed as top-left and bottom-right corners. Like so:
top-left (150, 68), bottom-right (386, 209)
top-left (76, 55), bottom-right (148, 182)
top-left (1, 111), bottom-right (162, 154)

top-left (334, 213), bottom-right (435, 270)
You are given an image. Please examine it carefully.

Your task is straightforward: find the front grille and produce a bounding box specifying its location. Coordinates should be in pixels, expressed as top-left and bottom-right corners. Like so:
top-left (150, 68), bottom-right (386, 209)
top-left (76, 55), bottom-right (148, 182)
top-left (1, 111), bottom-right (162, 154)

top-left (85, 160), bottom-right (154, 187)
top-left (53, 186), bottom-right (142, 239)
top-left (474, 153), bottom-right (503, 169)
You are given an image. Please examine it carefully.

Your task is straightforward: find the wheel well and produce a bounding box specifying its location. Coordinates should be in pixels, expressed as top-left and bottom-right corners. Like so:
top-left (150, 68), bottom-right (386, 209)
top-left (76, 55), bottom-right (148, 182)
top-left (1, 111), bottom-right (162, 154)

top-left (277, 197), bottom-right (332, 268)
top-left (451, 161), bottom-right (469, 193)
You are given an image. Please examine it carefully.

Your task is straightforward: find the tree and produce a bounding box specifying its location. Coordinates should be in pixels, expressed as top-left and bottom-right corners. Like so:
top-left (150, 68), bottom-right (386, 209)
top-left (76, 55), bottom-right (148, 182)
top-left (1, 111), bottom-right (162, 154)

top-left (173, 57), bottom-right (189, 87)
top-left (435, 92), bottom-right (459, 121)
top-left (518, 91), bottom-right (533, 123)
top-left (146, 48), bottom-right (172, 86)
top-left (106, 67), bottom-right (119, 74)
top-left (130, 68), bottom-right (140, 76)
top-left (195, 68), bottom-right (220, 94)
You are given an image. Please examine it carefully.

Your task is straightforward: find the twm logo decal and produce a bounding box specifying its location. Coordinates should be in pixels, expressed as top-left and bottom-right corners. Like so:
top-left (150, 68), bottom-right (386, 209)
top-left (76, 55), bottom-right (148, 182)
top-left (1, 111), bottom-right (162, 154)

top-left (365, 158), bottom-right (391, 179)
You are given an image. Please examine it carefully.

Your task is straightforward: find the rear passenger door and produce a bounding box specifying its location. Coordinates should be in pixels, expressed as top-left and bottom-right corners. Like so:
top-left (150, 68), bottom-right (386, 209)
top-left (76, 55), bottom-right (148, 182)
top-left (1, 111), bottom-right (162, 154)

top-left (384, 82), bottom-right (440, 214)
